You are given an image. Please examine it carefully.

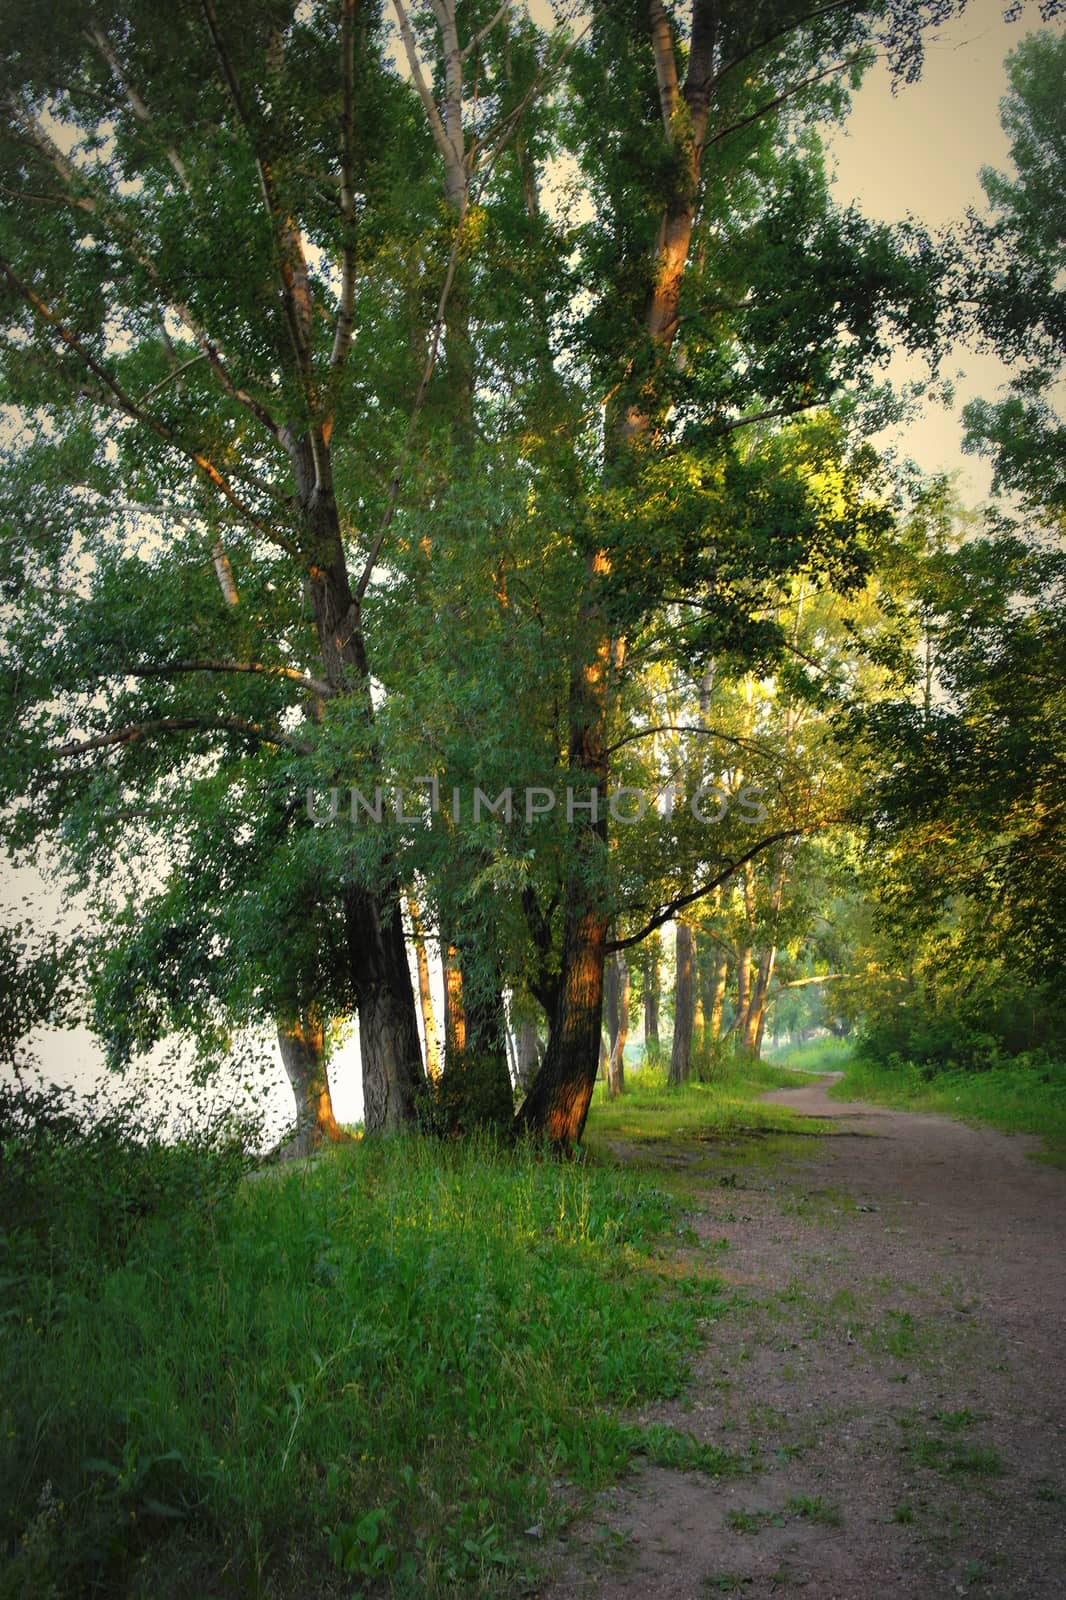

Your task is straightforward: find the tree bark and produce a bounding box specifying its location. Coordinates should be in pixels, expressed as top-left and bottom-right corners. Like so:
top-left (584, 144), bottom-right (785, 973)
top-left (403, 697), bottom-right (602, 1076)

top-left (707, 949), bottom-right (730, 1045)
top-left (344, 893), bottom-right (424, 1133)
top-left (516, 1), bottom-right (719, 1143)
top-left (515, 901), bottom-right (608, 1147)
top-left (743, 945), bottom-right (778, 1057)
top-left (608, 952), bottom-right (629, 1099)
top-left (407, 892), bottom-right (441, 1084)
top-left (290, 440), bottom-right (424, 1133)
top-left (442, 940), bottom-right (466, 1068)
top-left (276, 1012), bottom-right (349, 1158)
top-left (643, 935), bottom-right (661, 1060)
top-left (669, 920), bottom-right (696, 1086)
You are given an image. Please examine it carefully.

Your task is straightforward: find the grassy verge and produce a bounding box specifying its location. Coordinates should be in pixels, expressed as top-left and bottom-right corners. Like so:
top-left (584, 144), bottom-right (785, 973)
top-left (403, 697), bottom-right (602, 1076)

top-left (584, 1057), bottom-right (832, 1158)
top-left (765, 1037), bottom-right (854, 1075)
top-left (2, 1098), bottom-right (745, 1599)
top-left (830, 1054), bottom-right (1066, 1165)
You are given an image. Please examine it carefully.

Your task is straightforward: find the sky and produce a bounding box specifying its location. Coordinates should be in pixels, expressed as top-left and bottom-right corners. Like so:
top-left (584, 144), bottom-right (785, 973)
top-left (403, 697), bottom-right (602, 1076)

top-left (3, 0), bottom-right (1060, 1133)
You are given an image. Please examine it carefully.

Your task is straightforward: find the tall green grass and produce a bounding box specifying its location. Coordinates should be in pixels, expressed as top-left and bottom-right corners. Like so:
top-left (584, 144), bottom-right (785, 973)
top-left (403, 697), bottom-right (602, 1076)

top-left (1, 1090), bottom-right (738, 1598)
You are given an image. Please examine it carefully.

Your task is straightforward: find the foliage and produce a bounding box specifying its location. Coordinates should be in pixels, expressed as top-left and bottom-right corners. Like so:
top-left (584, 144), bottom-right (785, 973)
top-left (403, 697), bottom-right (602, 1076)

top-left (2, 1091), bottom-right (739, 1597)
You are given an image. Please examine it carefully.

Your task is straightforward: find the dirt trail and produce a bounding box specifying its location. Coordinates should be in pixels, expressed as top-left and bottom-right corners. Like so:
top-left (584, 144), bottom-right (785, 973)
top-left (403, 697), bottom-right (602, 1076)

top-left (542, 1075), bottom-right (1066, 1600)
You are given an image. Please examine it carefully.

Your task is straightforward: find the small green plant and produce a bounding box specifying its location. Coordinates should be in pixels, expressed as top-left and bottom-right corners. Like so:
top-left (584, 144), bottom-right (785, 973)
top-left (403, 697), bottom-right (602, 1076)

top-left (785, 1494), bottom-right (842, 1527)
top-left (892, 1501), bottom-right (915, 1524)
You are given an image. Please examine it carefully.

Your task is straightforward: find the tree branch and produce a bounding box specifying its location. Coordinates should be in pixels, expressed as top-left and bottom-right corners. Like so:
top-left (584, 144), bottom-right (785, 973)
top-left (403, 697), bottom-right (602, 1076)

top-left (122, 660), bottom-right (333, 697)
top-left (49, 716), bottom-right (309, 761)
top-left (199, 0), bottom-right (328, 490)
top-left (606, 825), bottom-right (830, 952)
top-left (0, 258), bottom-right (297, 555)
top-left (353, 195), bottom-right (468, 603)
top-left (328, 0), bottom-right (359, 391)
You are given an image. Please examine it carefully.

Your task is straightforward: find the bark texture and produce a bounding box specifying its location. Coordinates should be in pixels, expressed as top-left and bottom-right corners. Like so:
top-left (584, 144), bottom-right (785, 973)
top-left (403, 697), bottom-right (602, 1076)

top-left (276, 1014), bottom-right (349, 1159)
top-left (669, 920), bottom-right (696, 1085)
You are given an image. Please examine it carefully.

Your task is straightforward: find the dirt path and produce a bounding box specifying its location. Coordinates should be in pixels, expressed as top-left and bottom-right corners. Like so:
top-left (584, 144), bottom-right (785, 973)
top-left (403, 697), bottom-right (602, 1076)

top-left (542, 1075), bottom-right (1066, 1600)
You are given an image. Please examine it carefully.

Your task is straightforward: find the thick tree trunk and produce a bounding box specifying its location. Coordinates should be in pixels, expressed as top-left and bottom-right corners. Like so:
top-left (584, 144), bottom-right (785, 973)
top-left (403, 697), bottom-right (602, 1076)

top-left (345, 893), bottom-right (425, 1133)
top-left (669, 920), bottom-right (696, 1086)
top-left (515, 903), bottom-right (608, 1147)
top-left (608, 952), bottom-right (629, 1100)
top-left (293, 450), bottom-right (424, 1132)
top-left (276, 1013), bottom-right (349, 1159)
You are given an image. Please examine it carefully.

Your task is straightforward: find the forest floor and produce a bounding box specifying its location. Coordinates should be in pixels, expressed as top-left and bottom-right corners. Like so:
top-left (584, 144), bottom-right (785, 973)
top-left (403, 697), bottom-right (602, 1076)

top-left (541, 1073), bottom-right (1066, 1600)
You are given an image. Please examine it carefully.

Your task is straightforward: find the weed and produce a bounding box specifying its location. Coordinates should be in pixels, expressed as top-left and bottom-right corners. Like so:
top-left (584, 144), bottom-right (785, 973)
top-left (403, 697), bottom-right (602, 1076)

top-left (785, 1494), bottom-right (842, 1527)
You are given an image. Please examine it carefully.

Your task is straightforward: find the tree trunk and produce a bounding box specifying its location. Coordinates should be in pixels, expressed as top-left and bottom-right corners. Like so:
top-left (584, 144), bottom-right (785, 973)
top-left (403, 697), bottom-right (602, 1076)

top-left (692, 930), bottom-right (705, 1059)
top-left (744, 945), bottom-right (778, 1057)
top-left (708, 949), bottom-right (729, 1044)
top-left (515, 5), bottom-right (720, 1144)
top-left (669, 920), bottom-right (696, 1086)
top-left (605, 949), bottom-right (620, 1061)
top-left (276, 1012), bottom-right (349, 1159)
top-left (516, 1019), bottom-right (543, 1092)
top-left (733, 944), bottom-right (753, 1049)
top-left (294, 457), bottom-right (424, 1133)
top-left (442, 941), bottom-right (466, 1067)
top-left (407, 893), bottom-right (441, 1084)
top-left (643, 935), bottom-right (661, 1061)
top-left (345, 893), bottom-right (425, 1133)
top-left (608, 952), bottom-right (629, 1100)
top-left (515, 901), bottom-right (608, 1147)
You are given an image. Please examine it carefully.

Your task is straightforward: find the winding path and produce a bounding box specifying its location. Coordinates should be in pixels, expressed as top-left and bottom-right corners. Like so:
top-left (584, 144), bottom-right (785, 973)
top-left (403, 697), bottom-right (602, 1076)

top-left (544, 1075), bottom-right (1066, 1599)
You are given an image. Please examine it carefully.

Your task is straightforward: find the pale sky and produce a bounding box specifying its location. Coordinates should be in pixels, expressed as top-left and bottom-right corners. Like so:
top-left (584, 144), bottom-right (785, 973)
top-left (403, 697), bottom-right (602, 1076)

top-left (4, 0), bottom-right (1059, 1130)
top-left (826, 0), bottom-right (1061, 497)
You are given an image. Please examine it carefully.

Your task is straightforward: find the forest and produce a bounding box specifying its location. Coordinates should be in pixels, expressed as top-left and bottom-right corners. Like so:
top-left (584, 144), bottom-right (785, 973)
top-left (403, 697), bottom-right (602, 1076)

top-left (0, 1), bottom-right (1064, 1596)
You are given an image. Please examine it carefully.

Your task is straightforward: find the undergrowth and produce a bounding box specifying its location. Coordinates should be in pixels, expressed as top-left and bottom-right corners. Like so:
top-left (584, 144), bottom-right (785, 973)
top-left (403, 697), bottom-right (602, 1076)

top-left (0, 1078), bottom-right (740, 1598)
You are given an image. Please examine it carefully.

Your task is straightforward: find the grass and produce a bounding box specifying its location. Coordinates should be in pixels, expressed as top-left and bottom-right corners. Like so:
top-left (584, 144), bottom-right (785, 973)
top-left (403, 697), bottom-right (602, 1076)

top-left (726, 1495), bottom-right (841, 1534)
top-left (830, 1054), bottom-right (1066, 1165)
top-left (1, 1084), bottom-right (761, 1600)
top-left (764, 1037), bottom-right (854, 1075)
top-left (585, 1057), bottom-right (832, 1152)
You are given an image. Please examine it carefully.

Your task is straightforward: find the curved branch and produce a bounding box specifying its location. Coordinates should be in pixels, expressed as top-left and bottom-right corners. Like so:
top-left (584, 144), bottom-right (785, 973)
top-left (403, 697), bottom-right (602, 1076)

top-left (49, 715), bottom-right (309, 760)
top-left (606, 823), bottom-right (834, 953)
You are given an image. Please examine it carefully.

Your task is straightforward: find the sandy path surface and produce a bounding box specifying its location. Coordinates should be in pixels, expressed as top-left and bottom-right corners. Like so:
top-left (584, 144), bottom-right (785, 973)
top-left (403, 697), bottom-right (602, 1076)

top-left (541, 1075), bottom-right (1066, 1600)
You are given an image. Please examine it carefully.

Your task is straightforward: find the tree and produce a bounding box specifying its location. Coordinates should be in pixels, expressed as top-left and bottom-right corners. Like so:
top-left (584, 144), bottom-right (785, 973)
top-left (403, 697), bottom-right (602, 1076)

top-left (963, 27), bottom-right (1066, 517)
top-left (512, 0), bottom-right (1004, 1145)
top-left (0, 0), bottom-right (488, 1129)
